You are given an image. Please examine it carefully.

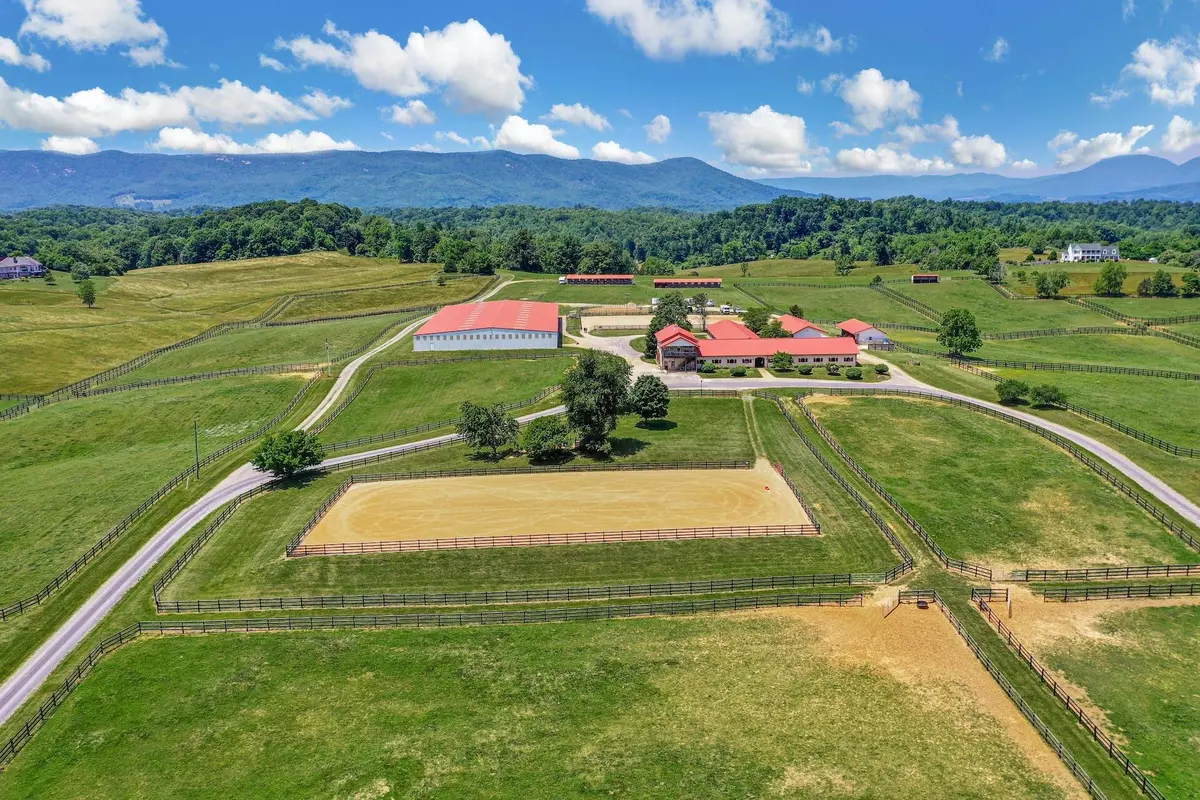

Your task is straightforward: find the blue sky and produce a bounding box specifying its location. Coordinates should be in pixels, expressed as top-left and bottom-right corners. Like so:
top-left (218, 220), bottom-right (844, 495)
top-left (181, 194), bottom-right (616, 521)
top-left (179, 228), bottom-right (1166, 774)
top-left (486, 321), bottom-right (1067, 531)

top-left (0, 0), bottom-right (1198, 177)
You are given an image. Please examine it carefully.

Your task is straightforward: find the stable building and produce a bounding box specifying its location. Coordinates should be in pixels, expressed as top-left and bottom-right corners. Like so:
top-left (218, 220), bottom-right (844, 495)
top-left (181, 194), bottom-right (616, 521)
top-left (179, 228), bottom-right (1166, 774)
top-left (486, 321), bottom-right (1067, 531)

top-left (653, 277), bottom-right (722, 289)
top-left (559, 274), bottom-right (635, 285)
top-left (655, 324), bottom-right (858, 371)
top-left (836, 319), bottom-right (888, 344)
top-left (413, 300), bottom-right (561, 352)
top-left (705, 319), bottom-right (759, 340)
top-left (777, 315), bottom-right (826, 338)
top-left (911, 273), bottom-right (940, 284)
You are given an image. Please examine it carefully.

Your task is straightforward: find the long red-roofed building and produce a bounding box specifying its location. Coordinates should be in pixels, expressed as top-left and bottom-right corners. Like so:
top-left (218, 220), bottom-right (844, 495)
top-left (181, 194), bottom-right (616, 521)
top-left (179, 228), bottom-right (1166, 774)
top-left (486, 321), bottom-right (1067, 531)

top-left (653, 277), bottom-right (722, 288)
top-left (655, 324), bottom-right (858, 371)
top-left (705, 319), bottom-right (759, 340)
top-left (414, 300), bottom-right (561, 352)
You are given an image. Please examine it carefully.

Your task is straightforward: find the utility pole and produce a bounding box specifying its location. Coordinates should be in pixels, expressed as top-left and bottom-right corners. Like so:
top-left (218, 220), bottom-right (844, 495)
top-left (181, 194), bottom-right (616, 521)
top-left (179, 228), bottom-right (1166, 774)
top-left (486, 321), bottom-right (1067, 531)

top-left (194, 417), bottom-right (200, 479)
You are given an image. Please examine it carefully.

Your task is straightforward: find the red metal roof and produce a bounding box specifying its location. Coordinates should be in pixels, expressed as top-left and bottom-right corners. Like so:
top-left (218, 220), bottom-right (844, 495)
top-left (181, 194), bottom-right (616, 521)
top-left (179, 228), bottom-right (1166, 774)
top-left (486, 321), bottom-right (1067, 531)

top-left (696, 337), bottom-right (859, 358)
top-left (778, 315), bottom-right (825, 335)
top-left (653, 277), bottom-right (722, 285)
top-left (912, 273), bottom-right (939, 277)
top-left (417, 301), bottom-right (560, 336)
top-left (564, 274), bottom-right (635, 281)
top-left (655, 323), bottom-right (698, 345)
top-left (837, 318), bottom-right (878, 335)
top-left (705, 319), bottom-right (759, 340)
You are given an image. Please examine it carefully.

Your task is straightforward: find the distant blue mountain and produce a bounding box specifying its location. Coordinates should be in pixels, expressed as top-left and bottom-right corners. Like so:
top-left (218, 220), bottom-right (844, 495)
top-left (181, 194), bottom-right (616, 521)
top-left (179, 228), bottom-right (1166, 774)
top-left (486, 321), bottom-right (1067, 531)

top-left (0, 149), bottom-right (811, 213)
top-left (762, 155), bottom-right (1200, 202)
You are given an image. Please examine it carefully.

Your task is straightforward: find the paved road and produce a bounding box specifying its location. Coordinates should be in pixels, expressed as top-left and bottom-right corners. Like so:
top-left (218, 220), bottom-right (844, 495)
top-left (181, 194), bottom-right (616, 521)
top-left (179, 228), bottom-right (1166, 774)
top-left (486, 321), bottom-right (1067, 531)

top-left (3, 313), bottom-right (1199, 729)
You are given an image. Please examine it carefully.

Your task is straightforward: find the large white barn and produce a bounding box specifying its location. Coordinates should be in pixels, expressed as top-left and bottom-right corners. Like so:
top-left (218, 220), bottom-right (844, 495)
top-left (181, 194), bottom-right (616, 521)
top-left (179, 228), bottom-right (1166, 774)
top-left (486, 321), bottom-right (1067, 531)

top-left (413, 300), bottom-right (562, 352)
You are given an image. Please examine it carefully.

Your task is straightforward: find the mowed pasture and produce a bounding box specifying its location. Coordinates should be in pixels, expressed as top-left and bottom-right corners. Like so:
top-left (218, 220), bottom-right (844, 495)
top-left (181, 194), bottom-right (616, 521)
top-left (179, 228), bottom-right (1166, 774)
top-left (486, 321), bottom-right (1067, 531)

top-left (695, 258), bottom-right (924, 282)
top-left (0, 254), bottom-right (436, 393)
top-left (492, 276), bottom-right (747, 309)
top-left (1004, 261), bottom-right (1187, 297)
top-left (162, 397), bottom-right (899, 601)
top-left (806, 395), bottom-right (1200, 570)
top-left (1003, 594), bottom-right (1200, 799)
top-left (270, 276), bottom-right (491, 322)
top-left (317, 357), bottom-right (573, 447)
top-left (1087, 296), bottom-right (1200, 320)
top-left (892, 330), bottom-right (1200, 372)
top-left (0, 375), bottom-right (309, 601)
top-left (894, 281), bottom-right (1114, 330)
top-left (744, 284), bottom-right (934, 325)
top-left (0, 609), bottom-right (1084, 799)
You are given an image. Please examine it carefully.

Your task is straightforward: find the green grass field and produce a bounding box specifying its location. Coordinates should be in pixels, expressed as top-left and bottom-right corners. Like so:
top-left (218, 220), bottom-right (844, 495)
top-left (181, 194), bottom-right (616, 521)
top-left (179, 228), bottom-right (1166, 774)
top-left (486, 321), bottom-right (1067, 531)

top-left (0, 375), bottom-right (309, 602)
top-left (894, 281), bottom-right (1114, 330)
top-left (806, 395), bottom-right (1200, 570)
top-left (1036, 603), bottom-right (1200, 799)
top-left (739, 284), bottom-right (934, 325)
top-left (695, 258), bottom-right (924, 281)
top-left (271, 276), bottom-right (490, 322)
top-left (1005, 261), bottom-right (1184, 296)
top-left (892, 330), bottom-right (1200, 372)
top-left (106, 314), bottom-right (406, 383)
top-left (1086, 296), bottom-right (1200, 319)
top-left (317, 357), bottom-right (574, 445)
top-left (1168, 321), bottom-right (1200, 336)
top-left (493, 276), bottom-right (747, 309)
top-left (0, 254), bottom-right (434, 394)
top-left (0, 609), bottom-right (1079, 800)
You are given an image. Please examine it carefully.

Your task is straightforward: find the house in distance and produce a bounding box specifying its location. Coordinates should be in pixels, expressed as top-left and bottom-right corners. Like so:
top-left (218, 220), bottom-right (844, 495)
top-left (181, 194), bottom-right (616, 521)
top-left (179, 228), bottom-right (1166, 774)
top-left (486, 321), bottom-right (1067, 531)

top-left (0, 256), bottom-right (45, 280)
top-left (413, 300), bottom-right (561, 352)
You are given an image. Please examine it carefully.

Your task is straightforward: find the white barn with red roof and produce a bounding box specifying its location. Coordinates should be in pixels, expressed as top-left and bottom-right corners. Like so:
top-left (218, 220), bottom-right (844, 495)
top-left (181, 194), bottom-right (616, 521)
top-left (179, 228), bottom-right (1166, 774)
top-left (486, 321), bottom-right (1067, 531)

top-left (837, 318), bottom-right (887, 344)
top-left (777, 315), bottom-right (826, 339)
top-left (414, 300), bottom-right (561, 352)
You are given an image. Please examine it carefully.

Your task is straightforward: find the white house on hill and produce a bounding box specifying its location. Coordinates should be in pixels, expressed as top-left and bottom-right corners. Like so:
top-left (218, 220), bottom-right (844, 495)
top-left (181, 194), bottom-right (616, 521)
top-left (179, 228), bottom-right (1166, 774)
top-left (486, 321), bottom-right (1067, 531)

top-left (1060, 243), bottom-right (1119, 263)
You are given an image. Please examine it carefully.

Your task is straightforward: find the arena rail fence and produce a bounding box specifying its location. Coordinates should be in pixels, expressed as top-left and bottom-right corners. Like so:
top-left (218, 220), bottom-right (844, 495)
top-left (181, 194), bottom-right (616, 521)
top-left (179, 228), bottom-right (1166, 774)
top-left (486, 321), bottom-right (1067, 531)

top-left (794, 387), bottom-right (1200, 559)
top-left (791, 394), bottom-right (992, 579)
top-left (1010, 564), bottom-right (1200, 582)
top-left (732, 283), bottom-right (776, 311)
top-left (260, 274), bottom-right (486, 323)
top-left (0, 592), bottom-right (864, 772)
top-left (868, 284), bottom-right (944, 322)
top-left (1072, 296), bottom-right (1200, 327)
top-left (973, 595), bottom-right (1165, 799)
top-left (0, 375), bottom-right (321, 623)
top-left (949, 360), bottom-right (1200, 458)
top-left (1040, 583), bottom-right (1200, 602)
top-left (897, 590), bottom-right (1113, 800)
top-left (753, 392), bottom-right (915, 582)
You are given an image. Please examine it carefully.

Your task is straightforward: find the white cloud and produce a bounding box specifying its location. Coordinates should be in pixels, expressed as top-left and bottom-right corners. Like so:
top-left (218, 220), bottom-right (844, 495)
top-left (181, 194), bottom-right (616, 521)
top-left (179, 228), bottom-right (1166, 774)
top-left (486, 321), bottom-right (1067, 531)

top-left (1123, 37), bottom-right (1200, 106)
top-left (259, 54), bottom-right (288, 72)
top-left (542, 103), bottom-right (610, 130)
top-left (894, 114), bottom-right (960, 144)
top-left (1122, 0), bottom-right (1136, 19)
top-left (20, 0), bottom-right (171, 66)
top-left (618, 108), bottom-right (633, 118)
top-left (493, 115), bottom-right (580, 158)
top-left (1162, 115), bottom-right (1200, 152)
top-left (380, 131), bottom-right (393, 141)
top-left (276, 19), bottom-right (531, 115)
top-left (301, 90), bottom-right (352, 117)
top-left (389, 99), bottom-right (436, 126)
top-left (796, 77), bottom-right (814, 95)
top-left (949, 133), bottom-right (1007, 168)
top-left (1049, 124), bottom-right (1154, 166)
top-left (1089, 87), bottom-right (1129, 107)
top-left (40, 135), bottom-right (98, 154)
top-left (821, 72), bottom-right (845, 92)
top-left (835, 146), bottom-right (955, 174)
top-left (704, 104), bottom-right (817, 175)
top-left (151, 127), bottom-right (360, 154)
top-left (585, 0), bottom-right (794, 60)
top-left (0, 36), bottom-right (50, 71)
top-left (985, 36), bottom-right (1009, 62)
top-left (0, 77), bottom-right (190, 136)
top-left (472, 135), bottom-right (491, 149)
top-left (644, 113), bottom-right (671, 143)
top-left (1010, 158), bottom-right (1038, 170)
top-left (173, 79), bottom-right (317, 126)
top-left (829, 120), bottom-right (863, 138)
top-left (838, 68), bottom-right (921, 131)
top-left (956, 80), bottom-right (964, 97)
top-left (592, 140), bottom-right (656, 164)
top-left (409, 143), bottom-right (439, 153)
top-left (435, 130), bottom-right (470, 146)
top-left (791, 25), bottom-right (843, 55)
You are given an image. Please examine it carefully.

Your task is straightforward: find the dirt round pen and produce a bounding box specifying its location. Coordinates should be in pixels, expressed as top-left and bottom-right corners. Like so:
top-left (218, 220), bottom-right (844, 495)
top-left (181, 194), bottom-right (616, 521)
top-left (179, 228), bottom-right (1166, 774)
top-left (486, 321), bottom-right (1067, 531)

top-left (298, 461), bottom-right (816, 555)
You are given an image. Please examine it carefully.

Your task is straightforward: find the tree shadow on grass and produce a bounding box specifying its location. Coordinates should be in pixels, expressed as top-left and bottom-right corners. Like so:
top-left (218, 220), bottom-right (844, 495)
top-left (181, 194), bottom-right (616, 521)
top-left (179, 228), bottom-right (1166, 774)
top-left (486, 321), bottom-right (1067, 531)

top-left (607, 437), bottom-right (650, 458)
top-left (634, 419), bottom-right (677, 431)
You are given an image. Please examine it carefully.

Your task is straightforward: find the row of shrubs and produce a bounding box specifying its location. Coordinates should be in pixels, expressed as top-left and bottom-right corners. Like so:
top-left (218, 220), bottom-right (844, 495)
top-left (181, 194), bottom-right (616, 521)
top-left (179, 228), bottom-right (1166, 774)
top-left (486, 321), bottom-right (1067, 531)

top-left (696, 361), bottom-right (890, 380)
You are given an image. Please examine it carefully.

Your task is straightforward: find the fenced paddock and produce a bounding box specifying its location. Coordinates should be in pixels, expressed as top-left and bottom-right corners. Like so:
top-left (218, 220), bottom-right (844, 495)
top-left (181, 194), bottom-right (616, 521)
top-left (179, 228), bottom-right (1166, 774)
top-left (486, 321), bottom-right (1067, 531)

top-left (290, 460), bottom-right (819, 557)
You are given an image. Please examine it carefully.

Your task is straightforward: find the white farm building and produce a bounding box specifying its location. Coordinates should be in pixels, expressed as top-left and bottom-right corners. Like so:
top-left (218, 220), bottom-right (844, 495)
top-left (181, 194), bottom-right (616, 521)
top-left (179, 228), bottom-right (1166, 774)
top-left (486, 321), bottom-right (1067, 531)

top-left (413, 300), bottom-right (562, 352)
top-left (1060, 243), bottom-right (1119, 263)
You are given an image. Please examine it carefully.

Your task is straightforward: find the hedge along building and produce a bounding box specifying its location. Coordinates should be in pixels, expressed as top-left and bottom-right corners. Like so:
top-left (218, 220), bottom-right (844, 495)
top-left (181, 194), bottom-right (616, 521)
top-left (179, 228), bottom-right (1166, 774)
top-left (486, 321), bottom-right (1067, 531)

top-left (655, 324), bottom-right (859, 371)
top-left (413, 300), bottom-right (562, 352)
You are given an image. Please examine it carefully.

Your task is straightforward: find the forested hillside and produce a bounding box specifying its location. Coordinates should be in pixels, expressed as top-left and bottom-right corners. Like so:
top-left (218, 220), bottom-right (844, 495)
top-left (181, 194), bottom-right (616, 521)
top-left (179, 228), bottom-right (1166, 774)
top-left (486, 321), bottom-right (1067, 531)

top-left (4, 196), bottom-right (1200, 278)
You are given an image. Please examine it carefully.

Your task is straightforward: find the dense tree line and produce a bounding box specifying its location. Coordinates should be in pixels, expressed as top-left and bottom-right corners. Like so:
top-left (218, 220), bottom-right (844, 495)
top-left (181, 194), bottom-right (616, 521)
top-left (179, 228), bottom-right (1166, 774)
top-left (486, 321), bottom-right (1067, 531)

top-left (4, 196), bottom-right (1200, 278)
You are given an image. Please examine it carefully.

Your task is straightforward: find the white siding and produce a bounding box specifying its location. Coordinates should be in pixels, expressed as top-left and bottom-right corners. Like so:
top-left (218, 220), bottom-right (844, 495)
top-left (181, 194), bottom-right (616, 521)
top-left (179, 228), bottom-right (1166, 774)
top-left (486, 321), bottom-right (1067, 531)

top-left (853, 328), bottom-right (887, 344)
top-left (413, 326), bottom-right (560, 352)
top-left (792, 328), bottom-right (825, 339)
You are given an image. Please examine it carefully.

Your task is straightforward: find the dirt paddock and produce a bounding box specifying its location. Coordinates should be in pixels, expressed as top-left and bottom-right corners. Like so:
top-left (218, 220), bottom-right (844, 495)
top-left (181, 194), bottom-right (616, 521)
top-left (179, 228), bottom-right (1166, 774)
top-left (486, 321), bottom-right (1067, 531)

top-left (303, 461), bottom-right (809, 546)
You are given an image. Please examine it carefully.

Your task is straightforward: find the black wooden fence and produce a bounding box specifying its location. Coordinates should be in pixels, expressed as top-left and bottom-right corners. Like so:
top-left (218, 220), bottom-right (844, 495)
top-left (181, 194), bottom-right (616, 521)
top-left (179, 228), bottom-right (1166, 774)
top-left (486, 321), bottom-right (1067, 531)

top-left (1041, 583), bottom-right (1200, 602)
top-left (869, 284), bottom-right (944, 322)
top-left (1009, 564), bottom-right (1200, 582)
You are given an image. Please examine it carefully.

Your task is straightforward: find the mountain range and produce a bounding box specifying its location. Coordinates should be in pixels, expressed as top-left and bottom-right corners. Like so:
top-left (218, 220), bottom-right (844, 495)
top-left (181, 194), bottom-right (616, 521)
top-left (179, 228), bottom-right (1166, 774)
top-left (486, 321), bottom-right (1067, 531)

top-left (2, 149), bottom-right (1200, 213)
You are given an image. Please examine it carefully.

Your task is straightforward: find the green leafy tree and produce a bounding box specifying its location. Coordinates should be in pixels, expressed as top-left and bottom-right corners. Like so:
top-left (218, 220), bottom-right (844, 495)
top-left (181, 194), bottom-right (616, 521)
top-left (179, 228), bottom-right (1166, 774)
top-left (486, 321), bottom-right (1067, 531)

top-left (874, 363), bottom-right (889, 374)
top-left (504, 228), bottom-right (540, 272)
top-left (1034, 268), bottom-right (1070, 298)
top-left (521, 415), bottom-right (571, 461)
top-left (1181, 271), bottom-right (1200, 298)
top-left (936, 308), bottom-right (982, 355)
top-left (1030, 384), bottom-right (1066, 408)
top-left (833, 251), bottom-right (855, 276)
top-left (251, 430), bottom-right (325, 477)
top-left (562, 350), bottom-right (631, 451)
top-left (627, 374), bottom-right (670, 424)
top-left (845, 366), bottom-right (863, 380)
top-left (740, 306), bottom-right (772, 334)
top-left (740, 262), bottom-right (749, 278)
top-left (1150, 269), bottom-right (1177, 296)
top-left (996, 378), bottom-right (1029, 405)
top-left (76, 278), bottom-right (97, 308)
top-left (645, 293), bottom-right (691, 359)
top-left (691, 291), bottom-right (709, 328)
top-left (787, 304), bottom-right (803, 317)
top-left (1137, 276), bottom-right (1154, 297)
top-left (759, 320), bottom-right (785, 338)
top-left (870, 274), bottom-right (883, 285)
top-left (698, 360), bottom-right (717, 374)
top-left (770, 351), bottom-right (793, 371)
top-left (1093, 263), bottom-right (1128, 296)
top-left (457, 402), bottom-right (520, 458)
top-left (640, 255), bottom-right (675, 276)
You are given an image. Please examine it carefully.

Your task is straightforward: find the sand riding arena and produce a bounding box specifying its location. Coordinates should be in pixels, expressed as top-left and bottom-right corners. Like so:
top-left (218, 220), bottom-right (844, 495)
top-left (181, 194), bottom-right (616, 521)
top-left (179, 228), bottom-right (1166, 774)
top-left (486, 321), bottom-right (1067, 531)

top-left (289, 460), bottom-right (820, 557)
